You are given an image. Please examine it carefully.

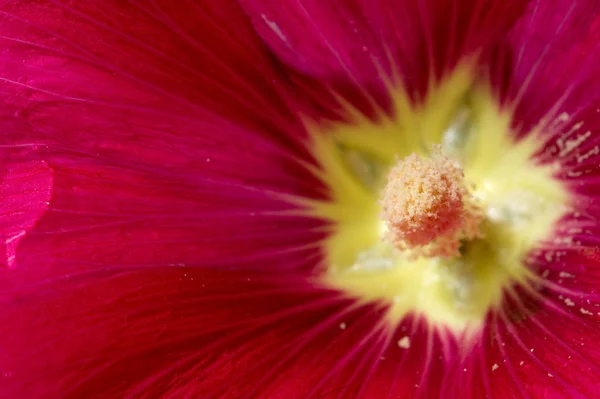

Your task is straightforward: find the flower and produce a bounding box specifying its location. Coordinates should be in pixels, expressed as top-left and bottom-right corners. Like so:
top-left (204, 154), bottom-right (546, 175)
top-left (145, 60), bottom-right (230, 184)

top-left (2, 0), bottom-right (600, 398)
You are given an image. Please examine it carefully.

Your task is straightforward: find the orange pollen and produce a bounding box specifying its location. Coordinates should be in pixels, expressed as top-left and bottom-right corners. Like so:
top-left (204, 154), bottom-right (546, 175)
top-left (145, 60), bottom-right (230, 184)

top-left (380, 145), bottom-right (484, 258)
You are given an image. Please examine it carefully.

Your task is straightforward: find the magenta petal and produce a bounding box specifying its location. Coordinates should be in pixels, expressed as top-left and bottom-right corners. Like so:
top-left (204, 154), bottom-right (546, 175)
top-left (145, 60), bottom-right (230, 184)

top-left (0, 265), bottom-right (479, 398)
top-left (0, 0), bottom-right (324, 176)
top-left (0, 153), bottom-right (52, 269)
top-left (241, 0), bottom-right (386, 78)
top-left (8, 262), bottom-right (600, 399)
top-left (501, 1), bottom-right (600, 135)
top-left (0, 0), bottom-right (298, 132)
top-left (484, 284), bottom-right (600, 398)
top-left (0, 267), bottom-right (348, 398)
top-left (242, 0), bottom-right (528, 94)
top-left (0, 1), bottom-right (331, 287)
top-left (2, 159), bottom-right (325, 289)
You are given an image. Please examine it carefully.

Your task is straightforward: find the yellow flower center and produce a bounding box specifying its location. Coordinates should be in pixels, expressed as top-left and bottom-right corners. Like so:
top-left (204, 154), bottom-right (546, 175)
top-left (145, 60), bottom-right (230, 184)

top-left (304, 64), bottom-right (571, 335)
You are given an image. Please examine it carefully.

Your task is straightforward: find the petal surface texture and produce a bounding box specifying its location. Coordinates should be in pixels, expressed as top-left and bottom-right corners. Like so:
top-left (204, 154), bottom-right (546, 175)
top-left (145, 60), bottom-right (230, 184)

top-left (0, 147), bottom-right (52, 270)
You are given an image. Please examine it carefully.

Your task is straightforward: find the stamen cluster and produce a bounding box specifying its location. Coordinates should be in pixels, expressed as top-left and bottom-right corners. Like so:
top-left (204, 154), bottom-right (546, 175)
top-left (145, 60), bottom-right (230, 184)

top-left (380, 145), bottom-right (484, 258)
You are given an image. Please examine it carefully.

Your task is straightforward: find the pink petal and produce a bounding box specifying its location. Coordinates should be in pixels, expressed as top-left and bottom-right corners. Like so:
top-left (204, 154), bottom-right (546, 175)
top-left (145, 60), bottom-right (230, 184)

top-left (0, 0), bottom-right (330, 286)
top-left (0, 265), bottom-right (476, 398)
top-left (485, 283), bottom-right (600, 398)
top-left (0, 150), bottom-right (52, 270)
top-left (0, 0), bottom-right (295, 131)
top-left (0, 0), bottom-right (325, 174)
top-left (1, 158), bottom-right (325, 289)
top-left (242, 0), bottom-right (528, 94)
top-left (500, 12), bottom-right (600, 392)
top-left (0, 267), bottom-right (351, 398)
top-left (5, 265), bottom-right (595, 398)
top-left (488, 11), bottom-right (600, 395)
top-left (495, 1), bottom-right (600, 142)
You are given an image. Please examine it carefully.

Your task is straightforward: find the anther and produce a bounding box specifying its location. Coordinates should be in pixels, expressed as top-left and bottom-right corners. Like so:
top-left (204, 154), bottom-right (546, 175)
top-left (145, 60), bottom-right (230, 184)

top-left (380, 145), bottom-right (483, 258)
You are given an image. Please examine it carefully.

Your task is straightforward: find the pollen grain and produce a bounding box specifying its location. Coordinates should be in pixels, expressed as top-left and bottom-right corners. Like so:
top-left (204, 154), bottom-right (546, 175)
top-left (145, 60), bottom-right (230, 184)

top-left (380, 145), bottom-right (483, 258)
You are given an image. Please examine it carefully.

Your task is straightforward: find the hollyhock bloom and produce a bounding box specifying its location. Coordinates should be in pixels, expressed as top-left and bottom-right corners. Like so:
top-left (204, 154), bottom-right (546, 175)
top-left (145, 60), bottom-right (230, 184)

top-left (3, 0), bottom-right (600, 397)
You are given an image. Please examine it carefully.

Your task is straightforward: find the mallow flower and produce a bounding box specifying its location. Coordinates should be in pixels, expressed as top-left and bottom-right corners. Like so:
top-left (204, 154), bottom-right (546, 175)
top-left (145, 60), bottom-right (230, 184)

top-left (2, 0), bottom-right (600, 398)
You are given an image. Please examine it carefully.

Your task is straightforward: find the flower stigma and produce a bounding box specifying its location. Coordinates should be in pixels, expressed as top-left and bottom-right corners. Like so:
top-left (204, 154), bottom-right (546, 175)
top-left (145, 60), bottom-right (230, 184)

top-left (307, 65), bottom-right (571, 336)
top-left (380, 145), bottom-right (484, 259)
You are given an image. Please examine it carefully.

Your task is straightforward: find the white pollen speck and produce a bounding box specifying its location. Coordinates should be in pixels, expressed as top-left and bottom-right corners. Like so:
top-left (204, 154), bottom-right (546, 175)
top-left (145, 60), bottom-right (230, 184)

top-left (559, 272), bottom-right (575, 278)
top-left (565, 298), bottom-right (575, 307)
top-left (530, 348), bottom-right (535, 353)
top-left (261, 14), bottom-right (288, 44)
top-left (580, 308), bottom-right (594, 315)
top-left (492, 364), bottom-right (499, 371)
top-left (557, 112), bottom-right (570, 122)
top-left (542, 269), bottom-right (551, 278)
top-left (577, 146), bottom-right (599, 163)
top-left (339, 322), bottom-right (347, 330)
top-left (463, 368), bottom-right (467, 372)
top-left (520, 361), bottom-right (524, 366)
top-left (398, 336), bottom-right (411, 349)
top-left (559, 131), bottom-right (591, 157)
top-left (548, 373), bottom-right (554, 378)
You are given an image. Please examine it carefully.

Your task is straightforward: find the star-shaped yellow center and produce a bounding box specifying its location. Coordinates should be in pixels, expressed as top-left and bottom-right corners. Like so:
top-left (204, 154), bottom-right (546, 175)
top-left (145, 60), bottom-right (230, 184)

top-left (304, 64), bottom-right (570, 335)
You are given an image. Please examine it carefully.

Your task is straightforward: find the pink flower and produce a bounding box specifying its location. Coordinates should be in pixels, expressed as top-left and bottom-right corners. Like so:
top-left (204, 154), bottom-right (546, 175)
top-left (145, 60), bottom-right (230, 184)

top-left (2, 1), bottom-right (600, 398)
